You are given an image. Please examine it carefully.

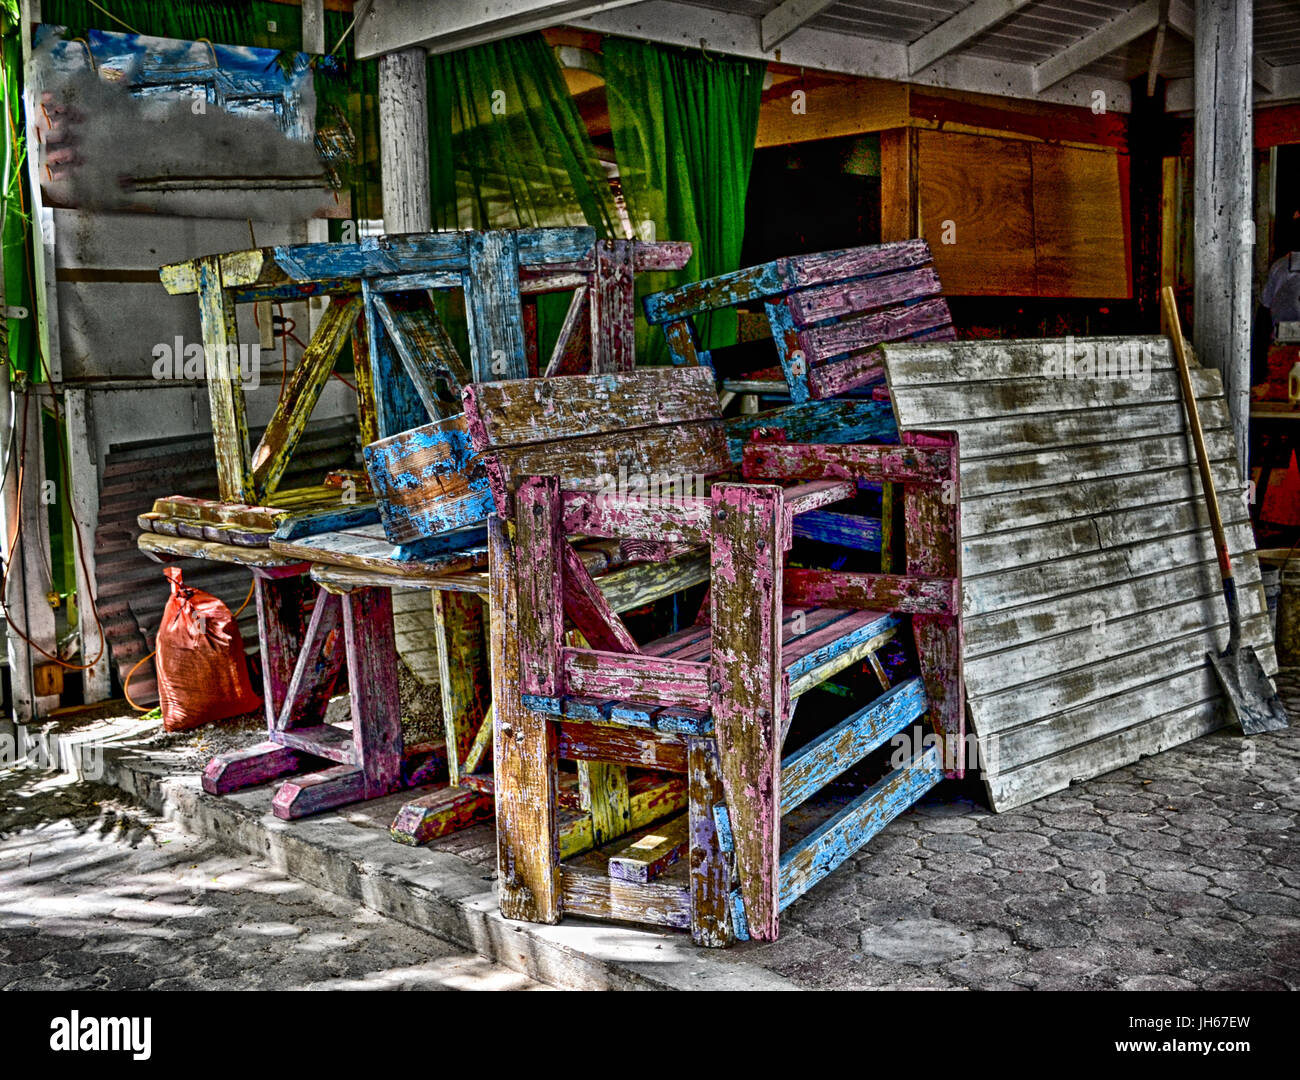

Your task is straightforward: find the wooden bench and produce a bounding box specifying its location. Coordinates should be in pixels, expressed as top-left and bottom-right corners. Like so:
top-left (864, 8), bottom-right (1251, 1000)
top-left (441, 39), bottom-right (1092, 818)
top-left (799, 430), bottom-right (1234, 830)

top-left (470, 366), bottom-right (961, 944)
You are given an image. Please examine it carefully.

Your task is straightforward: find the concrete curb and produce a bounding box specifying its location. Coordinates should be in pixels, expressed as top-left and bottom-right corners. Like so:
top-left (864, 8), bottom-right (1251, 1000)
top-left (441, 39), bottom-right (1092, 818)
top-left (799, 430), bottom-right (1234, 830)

top-left (77, 740), bottom-right (796, 991)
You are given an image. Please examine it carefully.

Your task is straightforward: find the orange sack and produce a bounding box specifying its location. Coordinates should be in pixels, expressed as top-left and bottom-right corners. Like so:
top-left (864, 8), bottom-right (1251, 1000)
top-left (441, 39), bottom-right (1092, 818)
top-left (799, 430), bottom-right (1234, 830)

top-left (155, 566), bottom-right (262, 732)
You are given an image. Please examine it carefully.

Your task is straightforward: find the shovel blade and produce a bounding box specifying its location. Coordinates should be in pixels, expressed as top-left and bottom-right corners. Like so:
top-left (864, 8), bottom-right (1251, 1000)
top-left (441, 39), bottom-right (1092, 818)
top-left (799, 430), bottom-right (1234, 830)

top-left (1208, 646), bottom-right (1290, 735)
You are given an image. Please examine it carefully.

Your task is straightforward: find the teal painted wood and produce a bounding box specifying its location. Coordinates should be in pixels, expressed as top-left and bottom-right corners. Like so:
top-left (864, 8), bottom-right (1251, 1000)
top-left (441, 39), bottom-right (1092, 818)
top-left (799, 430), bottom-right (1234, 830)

top-left (780, 677), bottom-right (927, 815)
top-left (724, 399), bottom-right (899, 463)
top-left (713, 803), bottom-right (734, 854)
top-left (778, 744), bottom-right (943, 911)
top-left (363, 421), bottom-right (496, 543)
top-left (562, 696), bottom-right (617, 722)
top-left (656, 706), bottom-right (713, 736)
top-left (465, 232), bottom-right (528, 381)
top-left (521, 693), bottom-right (563, 714)
top-left (271, 505), bottom-right (381, 541)
top-left (390, 525), bottom-right (488, 562)
top-left (729, 888), bottom-right (750, 942)
top-left (361, 278), bottom-right (428, 438)
top-left (370, 293), bottom-right (458, 417)
top-left (784, 612), bottom-right (901, 683)
top-left (792, 510), bottom-right (882, 552)
top-left (765, 298), bottom-right (810, 404)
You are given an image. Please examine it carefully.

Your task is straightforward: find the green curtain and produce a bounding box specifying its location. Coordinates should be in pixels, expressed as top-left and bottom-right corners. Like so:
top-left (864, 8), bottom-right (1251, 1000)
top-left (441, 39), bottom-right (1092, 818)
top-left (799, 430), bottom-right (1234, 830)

top-left (604, 37), bottom-right (764, 363)
top-left (2, 1), bottom-right (38, 382)
top-left (427, 33), bottom-right (617, 363)
top-left (427, 34), bottom-right (615, 236)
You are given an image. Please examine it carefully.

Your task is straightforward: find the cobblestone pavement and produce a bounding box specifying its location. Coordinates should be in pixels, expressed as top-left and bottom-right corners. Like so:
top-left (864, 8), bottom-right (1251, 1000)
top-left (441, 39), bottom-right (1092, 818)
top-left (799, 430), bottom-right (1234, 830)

top-left (738, 674), bottom-right (1300, 989)
top-left (0, 772), bottom-right (547, 991)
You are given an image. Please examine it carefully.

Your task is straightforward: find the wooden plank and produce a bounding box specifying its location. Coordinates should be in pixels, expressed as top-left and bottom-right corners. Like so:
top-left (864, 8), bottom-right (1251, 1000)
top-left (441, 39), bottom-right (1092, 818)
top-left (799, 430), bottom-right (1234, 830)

top-left (687, 737), bottom-right (733, 946)
top-left (195, 255), bottom-right (254, 503)
top-left (783, 569), bottom-right (957, 614)
top-left (783, 480), bottom-right (855, 522)
top-left (709, 483), bottom-right (784, 941)
top-left (276, 590), bottom-right (346, 733)
top-left (607, 815), bottom-right (689, 883)
top-left (779, 744), bottom-right (943, 911)
top-left (516, 477), bottom-right (565, 701)
top-left (362, 277), bottom-right (428, 439)
top-left (561, 543), bottom-right (639, 654)
top-left (591, 239), bottom-right (636, 372)
top-left (562, 649), bottom-right (710, 708)
top-left (543, 286), bottom-right (592, 377)
top-left (462, 366), bottom-right (720, 449)
top-left (558, 777), bottom-right (688, 860)
top-left (482, 421), bottom-right (731, 516)
top-left (250, 296), bottom-right (360, 499)
top-left (254, 574), bottom-right (310, 731)
top-left (433, 590), bottom-right (488, 786)
top-left (343, 586), bottom-right (405, 798)
top-left (788, 266), bottom-right (943, 326)
top-left (556, 721), bottom-right (688, 771)
top-left (371, 292), bottom-right (462, 416)
top-left (491, 517), bottom-right (559, 922)
top-left (791, 510), bottom-right (882, 551)
top-left (559, 865), bottom-right (691, 930)
top-left (352, 304), bottom-right (380, 445)
top-left (465, 231), bottom-right (527, 381)
top-left (596, 550), bottom-right (711, 615)
top-left (780, 677), bottom-right (928, 814)
top-left (577, 761), bottom-right (631, 847)
top-left (389, 785), bottom-right (494, 846)
top-left (744, 441), bottom-right (951, 484)
top-left (561, 490), bottom-right (712, 547)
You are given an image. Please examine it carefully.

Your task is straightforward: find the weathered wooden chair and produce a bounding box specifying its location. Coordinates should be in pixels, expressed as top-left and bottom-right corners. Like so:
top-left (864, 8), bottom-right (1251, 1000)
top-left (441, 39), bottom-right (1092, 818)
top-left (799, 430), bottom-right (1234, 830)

top-left (643, 238), bottom-right (954, 405)
top-left (470, 366), bottom-right (962, 945)
top-left (144, 229), bottom-right (690, 821)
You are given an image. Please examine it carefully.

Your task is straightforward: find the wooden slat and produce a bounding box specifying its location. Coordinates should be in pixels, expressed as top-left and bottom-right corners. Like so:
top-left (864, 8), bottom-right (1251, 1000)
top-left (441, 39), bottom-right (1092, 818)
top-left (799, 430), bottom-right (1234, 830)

top-left (559, 865), bottom-right (691, 930)
top-left (462, 366), bottom-right (720, 449)
top-left (882, 337), bottom-right (1275, 811)
top-left (607, 815), bottom-right (689, 883)
top-left (709, 483), bottom-right (784, 941)
top-left (779, 744), bottom-right (943, 911)
top-left (195, 255), bottom-right (254, 503)
top-left (561, 648), bottom-right (710, 709)
top-left (557, 721), bottom-right (688, 772)
top-left (250, 296), bottom-right (360, 499)
top-left (781, 677), bottom-right (928, 814)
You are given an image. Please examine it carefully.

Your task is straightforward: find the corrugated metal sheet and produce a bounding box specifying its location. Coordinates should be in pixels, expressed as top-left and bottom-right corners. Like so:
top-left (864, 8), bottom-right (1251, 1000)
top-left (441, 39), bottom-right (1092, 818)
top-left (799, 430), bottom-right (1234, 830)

top-left (882, 336), bottom-right (1274, 812)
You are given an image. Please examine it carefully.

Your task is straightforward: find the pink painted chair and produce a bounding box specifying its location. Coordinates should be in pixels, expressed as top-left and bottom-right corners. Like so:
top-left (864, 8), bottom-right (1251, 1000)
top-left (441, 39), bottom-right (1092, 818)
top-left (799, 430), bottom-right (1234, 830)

top-left (467, 366), bottom-right (962, 945)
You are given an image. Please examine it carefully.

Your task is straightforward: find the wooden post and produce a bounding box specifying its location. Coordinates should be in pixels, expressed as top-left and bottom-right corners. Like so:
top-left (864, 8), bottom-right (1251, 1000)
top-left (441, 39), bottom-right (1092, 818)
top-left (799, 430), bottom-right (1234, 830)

top-left (1194, 0), bottom-right (1253, 472)
top-left (378, 48), bottom-right (431, 234)
top-left (63, 389), bottom-right (110, 702)
top-left (879, 127), bottom-right (918, 242)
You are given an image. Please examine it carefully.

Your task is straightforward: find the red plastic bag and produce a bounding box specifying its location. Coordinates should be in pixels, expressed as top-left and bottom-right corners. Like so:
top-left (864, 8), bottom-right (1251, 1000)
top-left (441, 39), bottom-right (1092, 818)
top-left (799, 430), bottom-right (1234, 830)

top-left (155, 566), bottom-right (262, 732)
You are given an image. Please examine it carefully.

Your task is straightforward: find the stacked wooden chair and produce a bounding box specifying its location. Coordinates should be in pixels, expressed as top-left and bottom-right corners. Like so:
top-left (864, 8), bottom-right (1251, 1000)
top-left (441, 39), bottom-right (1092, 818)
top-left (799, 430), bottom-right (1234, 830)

top-left (470, 365), bottom-right (962, 945)
top-left (644, 238), bottom-right (954, 405)
top-left (138, 228), bottom-right (690, 821)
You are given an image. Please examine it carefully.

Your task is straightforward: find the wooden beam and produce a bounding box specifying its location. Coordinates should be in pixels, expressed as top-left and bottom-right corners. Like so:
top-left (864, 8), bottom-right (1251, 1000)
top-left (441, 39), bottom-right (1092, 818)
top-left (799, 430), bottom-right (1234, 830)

top-left (1034, 0), bottom-right (1160, 93)
top-left (1167, 0), bottom-right (1274, 92)
top-left (1193, 0), bottom-right (1254, 472)
top-left (356, 0), bottom-right (646, 57)
top-left (760, 0), bottom-right (836, 53)
top-left (908, 0), bottom-right (1035, 76)
top-left (378, 47), bottom-right (431, 233)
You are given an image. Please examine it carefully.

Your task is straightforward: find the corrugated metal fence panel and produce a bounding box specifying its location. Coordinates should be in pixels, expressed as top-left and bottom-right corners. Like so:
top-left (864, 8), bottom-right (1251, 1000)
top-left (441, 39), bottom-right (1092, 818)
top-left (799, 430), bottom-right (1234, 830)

top-left (883, 336), bottom-right (1274, 811)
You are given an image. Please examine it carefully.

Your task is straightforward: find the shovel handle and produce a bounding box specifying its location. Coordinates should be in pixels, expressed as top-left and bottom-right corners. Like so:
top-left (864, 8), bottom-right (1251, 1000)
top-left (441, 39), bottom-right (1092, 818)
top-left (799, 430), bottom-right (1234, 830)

top-left (1162, 286), bottom-right (1234, 584)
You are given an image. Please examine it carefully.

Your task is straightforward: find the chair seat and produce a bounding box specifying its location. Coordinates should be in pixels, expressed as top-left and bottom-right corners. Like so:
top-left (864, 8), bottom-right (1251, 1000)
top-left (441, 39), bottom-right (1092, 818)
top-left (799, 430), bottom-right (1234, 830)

top-left (523, 607), bottom-right (903, 736)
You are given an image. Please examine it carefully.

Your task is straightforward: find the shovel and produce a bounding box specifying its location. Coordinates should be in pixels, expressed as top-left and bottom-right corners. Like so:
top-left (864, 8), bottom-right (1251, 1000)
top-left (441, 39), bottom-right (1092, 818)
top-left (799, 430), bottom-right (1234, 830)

top-left (1162, 286), bottom-right (1288, 734)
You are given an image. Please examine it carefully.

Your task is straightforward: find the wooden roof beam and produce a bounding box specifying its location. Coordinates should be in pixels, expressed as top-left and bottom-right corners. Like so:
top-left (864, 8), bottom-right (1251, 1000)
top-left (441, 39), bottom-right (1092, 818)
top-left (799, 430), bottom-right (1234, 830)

top-left (355, 0), bottom-right (645, 58)
top-left (760, 0), bottom-right (837, 53)
top-left (1033, 0), bottom-right (1160, 93)
top-left (907, 0), bottom-right (1036, 76)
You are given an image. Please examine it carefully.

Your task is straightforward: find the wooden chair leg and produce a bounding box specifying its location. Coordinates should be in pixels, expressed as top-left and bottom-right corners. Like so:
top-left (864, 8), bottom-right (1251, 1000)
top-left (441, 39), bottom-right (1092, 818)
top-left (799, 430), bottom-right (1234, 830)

top-left (433, 589), bottom-right (489, 785)
top-left (253, 571), bottom-right (310, 729)
top-left (902, 432), bottom-right (964, 776)
top-left (709, 483), bottom-right (784, 941)
top-left (688, 737), bottom-right (733, 947)
top-left (491, 516), bottom-right (560, 923)
top-left (344, 586), bottom-right (404, 799)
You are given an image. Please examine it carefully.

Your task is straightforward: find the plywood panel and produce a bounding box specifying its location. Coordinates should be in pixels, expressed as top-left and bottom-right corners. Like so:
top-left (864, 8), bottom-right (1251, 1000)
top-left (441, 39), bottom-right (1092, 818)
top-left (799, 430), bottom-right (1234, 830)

top-left (917, 130), bottom-right (1036, 296)
top-left (1032, 144), bottom-right (1130, 298)
top-left (882, 336), bottom-right (1276, 812)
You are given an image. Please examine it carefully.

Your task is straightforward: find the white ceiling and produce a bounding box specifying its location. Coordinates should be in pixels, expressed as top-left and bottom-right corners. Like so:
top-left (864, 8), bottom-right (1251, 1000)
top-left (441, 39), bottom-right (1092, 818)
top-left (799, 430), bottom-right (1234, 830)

top-left (357, 0), bottom-right (1300, 114)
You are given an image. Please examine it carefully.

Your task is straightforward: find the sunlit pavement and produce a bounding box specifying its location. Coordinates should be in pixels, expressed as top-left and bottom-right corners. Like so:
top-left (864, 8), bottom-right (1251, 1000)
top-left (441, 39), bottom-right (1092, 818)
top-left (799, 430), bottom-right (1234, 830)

top-left (0, 772), bottom-right (549, 991)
